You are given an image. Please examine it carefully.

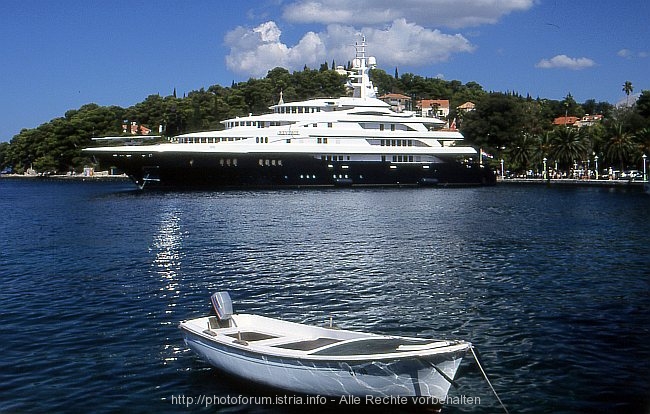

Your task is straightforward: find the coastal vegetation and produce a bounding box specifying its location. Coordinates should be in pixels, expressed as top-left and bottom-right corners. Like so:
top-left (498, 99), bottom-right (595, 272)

top-left (1, 65), bottom-right (649, 177)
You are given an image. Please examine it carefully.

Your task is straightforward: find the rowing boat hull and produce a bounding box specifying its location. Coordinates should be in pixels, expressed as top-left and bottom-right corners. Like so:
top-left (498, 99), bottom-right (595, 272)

top-left (180, 316), bottom-right (468, 399)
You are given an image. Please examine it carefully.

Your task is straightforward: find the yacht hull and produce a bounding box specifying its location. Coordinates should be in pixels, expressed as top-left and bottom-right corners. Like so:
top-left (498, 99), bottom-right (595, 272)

top-left (94, 152), bottom-right (496, 189)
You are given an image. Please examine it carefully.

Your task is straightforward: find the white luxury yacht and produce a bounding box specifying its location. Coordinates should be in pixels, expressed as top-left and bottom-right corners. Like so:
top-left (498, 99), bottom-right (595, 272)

top-left (84, 36), bottom-right (494, 189)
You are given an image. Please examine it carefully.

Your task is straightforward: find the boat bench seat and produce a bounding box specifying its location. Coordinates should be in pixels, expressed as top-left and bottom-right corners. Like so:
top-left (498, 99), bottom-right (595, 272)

top-left (273, 337), bottom-right (342, 351)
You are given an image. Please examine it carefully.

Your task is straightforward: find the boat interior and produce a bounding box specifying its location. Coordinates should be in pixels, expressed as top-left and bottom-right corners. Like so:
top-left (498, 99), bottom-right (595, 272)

top-left (182, 292), bottom-right (466, 358)
top-left (181, 292), bottom-right (469, 357)
top-left (194, 314), bottom-right (458, 357)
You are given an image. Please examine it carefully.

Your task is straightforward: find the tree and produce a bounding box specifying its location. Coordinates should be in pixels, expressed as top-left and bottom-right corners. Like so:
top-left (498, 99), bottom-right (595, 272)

top-left (506, 133), bottom-right (536, 173)
top-left (461, 92), bottom-right (528, 149)
top-left (635, 90), bottom-right (650, 120)
top-left (634, 127), bottom-right (650, 158)
top-left (604, 121), bottom-right (636, 171)
top-left (534, 131), bottom-right (554, 167)
top-left (550, 127), bottom-right (588, 169)
top-left (622, 81), bottom-right (634, 106)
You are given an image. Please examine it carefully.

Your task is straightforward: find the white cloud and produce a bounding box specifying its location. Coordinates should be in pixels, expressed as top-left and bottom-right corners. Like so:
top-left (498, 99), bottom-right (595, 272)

top-left (364, 19), bottom-right (475, 65)
top-left (225, 19), bottom-right (475, 78)
top-left (535, 55), bottom-right (596, 70)
top-left (282, 0), bottom-right (535, 29)
top-left (618, 48), bottom-right (648, 59)
top-left (617, 48), bottom-right (632, 59)
top-left (223, 1), bottom-right (538, 78)
top-left (225, 21), bottom-right (326, 78)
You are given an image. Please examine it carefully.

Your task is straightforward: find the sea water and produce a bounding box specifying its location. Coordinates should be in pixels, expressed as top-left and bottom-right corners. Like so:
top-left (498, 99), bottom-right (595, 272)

top-left (1, 178), bottom-right (649, 413)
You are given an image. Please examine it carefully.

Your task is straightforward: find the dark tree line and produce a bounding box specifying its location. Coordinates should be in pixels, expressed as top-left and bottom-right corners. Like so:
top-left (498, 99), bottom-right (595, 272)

top-left (1, 64), bottom-right (649, 176)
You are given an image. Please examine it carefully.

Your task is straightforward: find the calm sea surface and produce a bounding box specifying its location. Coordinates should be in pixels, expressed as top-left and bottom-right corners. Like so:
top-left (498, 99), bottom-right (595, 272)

top-left (1, 178), bottom-right (649, 413)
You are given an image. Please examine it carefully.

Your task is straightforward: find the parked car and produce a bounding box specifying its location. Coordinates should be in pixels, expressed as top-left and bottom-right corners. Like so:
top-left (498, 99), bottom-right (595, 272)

top-left (622, 170), bottom-right (643, 180)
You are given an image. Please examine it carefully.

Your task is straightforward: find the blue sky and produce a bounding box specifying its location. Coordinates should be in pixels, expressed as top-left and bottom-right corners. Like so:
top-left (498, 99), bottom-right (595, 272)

top-left (1, 0), bottom-right (648, 142)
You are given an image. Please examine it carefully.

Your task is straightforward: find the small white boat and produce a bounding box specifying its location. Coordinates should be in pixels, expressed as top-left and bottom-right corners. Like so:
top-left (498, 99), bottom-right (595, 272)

top-left (179, 292), bottom-right (471, 400)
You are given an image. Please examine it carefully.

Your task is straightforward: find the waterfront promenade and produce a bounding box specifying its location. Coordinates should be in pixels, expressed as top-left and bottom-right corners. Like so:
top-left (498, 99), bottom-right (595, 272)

top-left (498, 177), bottom-right (647, 189)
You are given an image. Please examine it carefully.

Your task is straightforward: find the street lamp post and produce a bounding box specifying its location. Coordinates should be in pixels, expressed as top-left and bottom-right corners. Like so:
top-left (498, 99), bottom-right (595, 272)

top-left (543, 157), bottom-right (547, 180)
top-left (501, 159), bottom-right (505, 179)
top-left (595, 156), bottom-right (599, 180)
top-left (643, 154), bottom-right (647, 181)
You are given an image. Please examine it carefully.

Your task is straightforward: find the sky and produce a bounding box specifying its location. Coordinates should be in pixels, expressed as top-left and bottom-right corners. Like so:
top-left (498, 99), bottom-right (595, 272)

top-left (1, 0), bottom-right (649, 142)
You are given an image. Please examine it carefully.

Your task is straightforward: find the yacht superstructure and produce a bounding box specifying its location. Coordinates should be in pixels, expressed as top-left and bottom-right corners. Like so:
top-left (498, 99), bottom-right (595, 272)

top-left (84, 37), bottom-right (494, 189)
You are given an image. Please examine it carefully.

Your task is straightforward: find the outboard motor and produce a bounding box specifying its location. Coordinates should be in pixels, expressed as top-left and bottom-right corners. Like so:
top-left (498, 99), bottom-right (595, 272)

top-left (210, 291), bottom-right (233, 328)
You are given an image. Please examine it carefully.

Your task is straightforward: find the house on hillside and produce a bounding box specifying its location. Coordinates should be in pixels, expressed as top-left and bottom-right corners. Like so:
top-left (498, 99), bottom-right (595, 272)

top-left (577, 114), bottom-right (603, 127)
top-left (457, 101), bottom-right (476, 112)
top-left (552, 116), bottom-right (580, 127)
top-left (417, 99), bottom-right (450, 119)
top-left (122, 121), bottom-right (152, 135)
top-left (552, 115), bottom-right (603, 128)
top-left (378, 93), bottom-right (412, 112)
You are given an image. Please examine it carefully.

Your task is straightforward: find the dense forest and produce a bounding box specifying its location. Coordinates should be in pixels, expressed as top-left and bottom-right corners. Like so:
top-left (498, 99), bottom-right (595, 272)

top-left (1, 63), bottom-right (649, 176)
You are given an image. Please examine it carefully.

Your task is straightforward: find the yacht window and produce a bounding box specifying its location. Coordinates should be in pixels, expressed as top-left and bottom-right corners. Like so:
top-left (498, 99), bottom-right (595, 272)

top-left (391, 124), bottom-right (395, 131)
top-left (327, 122), bottom-right (332, 128)
top-left (380, 124), bottom-right (384, 131)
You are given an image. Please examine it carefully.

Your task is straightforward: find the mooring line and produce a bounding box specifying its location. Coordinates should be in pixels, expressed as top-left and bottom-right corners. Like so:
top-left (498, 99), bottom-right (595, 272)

top-left (470, 346), bottom-right (510, 414)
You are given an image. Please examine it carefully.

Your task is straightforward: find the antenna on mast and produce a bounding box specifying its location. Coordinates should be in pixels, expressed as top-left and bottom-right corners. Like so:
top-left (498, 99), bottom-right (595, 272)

top-left (349, 34), bottom-right (376, 99)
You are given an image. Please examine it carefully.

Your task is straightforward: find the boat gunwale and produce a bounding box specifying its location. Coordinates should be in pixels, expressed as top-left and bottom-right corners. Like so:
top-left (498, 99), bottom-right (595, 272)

top-left (179, 314), bottom-right (471, 362)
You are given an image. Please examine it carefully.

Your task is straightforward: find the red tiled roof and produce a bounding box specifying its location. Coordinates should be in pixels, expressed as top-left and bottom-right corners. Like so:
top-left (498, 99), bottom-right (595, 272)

top-left (553, 116), bottom-right (579, 125)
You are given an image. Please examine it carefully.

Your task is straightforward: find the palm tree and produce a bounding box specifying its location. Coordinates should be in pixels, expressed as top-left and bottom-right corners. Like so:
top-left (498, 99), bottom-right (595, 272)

top-left (506, 133), bottom-right (536, 173)
top-left (604, 121), bottom-right (636, 171)
top-left (534, 130), bottom-right (555, 175)
top-left (634, 127), bottom-right (650, 156)
top-left (534, 131), bottom-right (554, 163)
top-left (550, 127), bottom-right (588, 170)
top-left (622, 81), bottom-right (634, 106)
